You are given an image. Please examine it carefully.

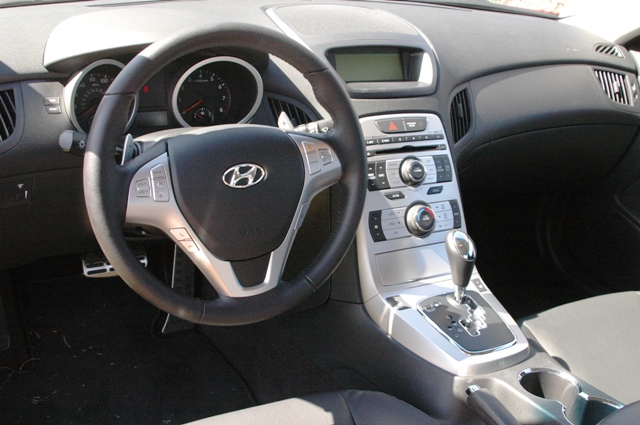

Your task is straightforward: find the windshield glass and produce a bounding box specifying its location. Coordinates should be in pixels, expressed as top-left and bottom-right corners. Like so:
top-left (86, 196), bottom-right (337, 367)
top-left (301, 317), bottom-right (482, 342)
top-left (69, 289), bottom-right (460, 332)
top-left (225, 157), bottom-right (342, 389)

top-left (488, 0), bottom-right (607, 17)
top-left (0, 0), bottom-right (609, 16)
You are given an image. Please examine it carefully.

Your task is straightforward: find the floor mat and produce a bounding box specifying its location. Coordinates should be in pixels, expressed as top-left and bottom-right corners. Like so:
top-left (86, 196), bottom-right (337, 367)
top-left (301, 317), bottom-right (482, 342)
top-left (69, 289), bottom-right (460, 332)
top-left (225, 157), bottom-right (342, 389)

top-left (0, 276), bottom-right (254, 425)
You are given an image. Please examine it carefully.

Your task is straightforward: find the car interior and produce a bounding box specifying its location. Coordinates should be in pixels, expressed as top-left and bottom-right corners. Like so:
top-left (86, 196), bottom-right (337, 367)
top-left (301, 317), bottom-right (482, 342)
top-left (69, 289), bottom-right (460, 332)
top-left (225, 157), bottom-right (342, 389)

top-left (1, 0), bottom-right (640, 424)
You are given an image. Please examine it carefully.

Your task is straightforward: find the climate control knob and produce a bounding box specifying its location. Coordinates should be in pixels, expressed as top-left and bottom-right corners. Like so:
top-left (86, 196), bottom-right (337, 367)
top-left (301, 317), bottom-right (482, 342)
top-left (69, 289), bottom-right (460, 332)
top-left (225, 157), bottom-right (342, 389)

top-left (405, 203), bottom-right (436, 237)
top-left (400, 157), bottom-right (426, 186)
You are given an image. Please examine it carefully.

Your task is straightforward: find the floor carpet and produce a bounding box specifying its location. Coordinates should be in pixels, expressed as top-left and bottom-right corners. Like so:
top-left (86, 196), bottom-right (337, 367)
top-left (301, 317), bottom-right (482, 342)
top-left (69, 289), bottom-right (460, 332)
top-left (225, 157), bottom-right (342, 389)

top-left (0, 276), bottom-right (254, 425)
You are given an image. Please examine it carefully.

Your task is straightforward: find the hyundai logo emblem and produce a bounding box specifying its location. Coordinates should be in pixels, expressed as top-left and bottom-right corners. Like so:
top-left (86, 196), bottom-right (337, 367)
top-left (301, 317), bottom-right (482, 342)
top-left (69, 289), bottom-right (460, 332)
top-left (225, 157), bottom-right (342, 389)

top-left (222, 163), bottom-right (266, 189)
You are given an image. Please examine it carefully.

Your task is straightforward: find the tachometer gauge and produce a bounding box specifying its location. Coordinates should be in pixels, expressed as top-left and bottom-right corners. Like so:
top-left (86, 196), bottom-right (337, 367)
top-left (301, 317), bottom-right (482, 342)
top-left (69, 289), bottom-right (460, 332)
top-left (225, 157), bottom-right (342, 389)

top-left (175, 68), bottom-right (231, 127)
top-left (172, 57), bottom-right (263, 128)
top-left (64, 59), bottom-right (137, 133)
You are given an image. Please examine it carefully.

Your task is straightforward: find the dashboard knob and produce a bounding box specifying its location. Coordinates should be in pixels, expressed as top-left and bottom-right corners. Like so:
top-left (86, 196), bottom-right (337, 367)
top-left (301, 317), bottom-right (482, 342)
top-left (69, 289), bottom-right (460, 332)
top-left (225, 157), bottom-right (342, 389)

top-left (405, 203), bottom-right (436, 237)
top-left (400, 158), bottom-right (426, 186)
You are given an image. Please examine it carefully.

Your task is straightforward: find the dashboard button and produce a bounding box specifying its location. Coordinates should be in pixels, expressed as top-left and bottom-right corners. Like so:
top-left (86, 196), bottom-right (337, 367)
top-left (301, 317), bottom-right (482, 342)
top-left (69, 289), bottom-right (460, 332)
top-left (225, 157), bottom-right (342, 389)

top-left (384, 191), bottom-right (405, 200)
top-left (450, 200), bottom-right (462, 228)
top-left (375, 119), bottom-right (406, 133)
top-left (368, 211), bottom-right (386, 242)
top-left (403, 117), bottom-right (427, 132)
top-left (376, 162), bottom-right (390, 189)
top-left (427, 186), bottom-right (443, 195)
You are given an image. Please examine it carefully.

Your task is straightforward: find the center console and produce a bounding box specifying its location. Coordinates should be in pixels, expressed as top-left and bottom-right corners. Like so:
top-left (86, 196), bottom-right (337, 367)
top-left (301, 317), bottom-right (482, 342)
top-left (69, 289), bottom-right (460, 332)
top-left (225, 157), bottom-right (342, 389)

top-left (355, 113), bottom-right (625, 424)
top-left (356, 113), bottom-right (530, 376)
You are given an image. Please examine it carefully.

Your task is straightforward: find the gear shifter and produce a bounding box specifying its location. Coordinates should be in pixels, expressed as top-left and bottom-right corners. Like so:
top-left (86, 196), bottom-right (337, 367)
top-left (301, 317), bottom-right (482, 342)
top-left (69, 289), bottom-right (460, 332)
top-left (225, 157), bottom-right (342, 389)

top-left (419, 230), bottom-right (514, 353)
top-left (445, 229), bottom-right (476, 304)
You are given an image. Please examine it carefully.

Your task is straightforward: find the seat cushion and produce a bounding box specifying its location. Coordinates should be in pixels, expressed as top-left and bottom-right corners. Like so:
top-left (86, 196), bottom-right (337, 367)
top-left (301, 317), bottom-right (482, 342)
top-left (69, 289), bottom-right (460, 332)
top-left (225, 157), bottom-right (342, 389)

top-left (520, 291), bottom-right (640, 404)
top-left (183, 390), bottom-right (440, 425)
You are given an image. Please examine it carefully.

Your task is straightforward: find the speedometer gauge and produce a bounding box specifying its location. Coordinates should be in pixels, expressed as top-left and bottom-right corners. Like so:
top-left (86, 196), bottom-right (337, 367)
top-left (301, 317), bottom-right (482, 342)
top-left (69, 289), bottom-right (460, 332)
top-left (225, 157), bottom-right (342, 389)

top-left (172, 57), bottom-right (263, 128)
top-left (64, 59), bottom-right (137, 133)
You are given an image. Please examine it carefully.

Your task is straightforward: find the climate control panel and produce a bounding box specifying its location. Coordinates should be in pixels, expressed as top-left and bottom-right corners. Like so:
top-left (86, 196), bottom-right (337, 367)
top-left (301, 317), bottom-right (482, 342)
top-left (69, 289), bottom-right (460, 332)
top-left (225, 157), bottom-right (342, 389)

top-left (368, 200), bottom-right (461, 242)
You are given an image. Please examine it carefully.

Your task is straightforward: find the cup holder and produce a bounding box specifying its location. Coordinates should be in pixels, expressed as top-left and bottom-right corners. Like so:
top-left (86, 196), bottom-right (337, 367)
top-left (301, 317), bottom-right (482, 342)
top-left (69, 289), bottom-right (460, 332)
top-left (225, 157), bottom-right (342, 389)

top-left (519, 369), bottom-right (622, 425)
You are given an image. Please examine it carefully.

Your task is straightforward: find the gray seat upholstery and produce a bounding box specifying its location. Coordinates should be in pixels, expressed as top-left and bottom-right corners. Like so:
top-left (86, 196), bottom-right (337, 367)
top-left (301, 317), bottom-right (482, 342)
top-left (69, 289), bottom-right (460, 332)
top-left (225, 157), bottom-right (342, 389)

top-left (183, 390), bottom-right (440, 425)
top-left (519, 291), bottom-right (640, 404)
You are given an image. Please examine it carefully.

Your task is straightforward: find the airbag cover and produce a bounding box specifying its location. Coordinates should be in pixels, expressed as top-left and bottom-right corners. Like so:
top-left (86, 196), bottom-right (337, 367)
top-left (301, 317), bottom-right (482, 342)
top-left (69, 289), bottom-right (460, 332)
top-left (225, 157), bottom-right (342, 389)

top-left (167, 126), bottom-right (304, 261)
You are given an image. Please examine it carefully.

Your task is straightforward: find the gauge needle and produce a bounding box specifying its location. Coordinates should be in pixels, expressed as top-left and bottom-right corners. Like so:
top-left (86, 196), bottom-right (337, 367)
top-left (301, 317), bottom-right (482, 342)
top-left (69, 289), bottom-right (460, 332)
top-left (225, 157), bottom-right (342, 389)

top-left (182, 99), bottom-right (203, 115)
top-left (78, 103), bottom-right (99, 119)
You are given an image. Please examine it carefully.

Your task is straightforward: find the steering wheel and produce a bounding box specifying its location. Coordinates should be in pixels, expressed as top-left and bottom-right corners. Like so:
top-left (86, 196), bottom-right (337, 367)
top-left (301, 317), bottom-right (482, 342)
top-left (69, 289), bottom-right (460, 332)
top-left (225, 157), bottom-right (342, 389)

top-left (83, 24), bottom-right (366, 326)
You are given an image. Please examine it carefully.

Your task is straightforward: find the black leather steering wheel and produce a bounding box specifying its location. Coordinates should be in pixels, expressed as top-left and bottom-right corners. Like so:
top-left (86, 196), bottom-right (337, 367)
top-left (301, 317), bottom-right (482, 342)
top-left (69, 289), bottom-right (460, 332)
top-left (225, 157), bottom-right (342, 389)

top-left (83, 24), bottom-right (366, 326)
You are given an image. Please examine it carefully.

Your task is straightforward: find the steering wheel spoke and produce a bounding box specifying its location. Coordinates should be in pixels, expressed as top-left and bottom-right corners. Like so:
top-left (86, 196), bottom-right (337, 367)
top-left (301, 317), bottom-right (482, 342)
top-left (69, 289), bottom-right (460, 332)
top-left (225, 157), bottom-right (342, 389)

top-left (125, 130), bottom-right (342, 298)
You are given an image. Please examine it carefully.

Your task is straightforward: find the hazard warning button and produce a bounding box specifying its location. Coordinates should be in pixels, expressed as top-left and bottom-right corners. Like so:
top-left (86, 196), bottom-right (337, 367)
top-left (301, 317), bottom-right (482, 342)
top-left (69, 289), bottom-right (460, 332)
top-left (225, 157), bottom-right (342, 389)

top-left (375, 119), bottom-right (406, 134)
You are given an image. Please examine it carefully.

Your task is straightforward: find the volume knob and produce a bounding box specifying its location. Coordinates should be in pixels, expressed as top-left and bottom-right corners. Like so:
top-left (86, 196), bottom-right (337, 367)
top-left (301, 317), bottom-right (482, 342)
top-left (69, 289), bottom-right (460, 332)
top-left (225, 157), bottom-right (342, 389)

top-left (400, 158), bottom-right (426, 186)
top-left (405, 204), bottom-right (436, 237)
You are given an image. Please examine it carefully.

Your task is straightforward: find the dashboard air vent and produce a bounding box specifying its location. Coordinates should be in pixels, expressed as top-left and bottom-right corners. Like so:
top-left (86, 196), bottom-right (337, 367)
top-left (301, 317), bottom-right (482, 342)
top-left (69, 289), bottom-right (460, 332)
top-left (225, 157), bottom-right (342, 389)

top-left (268, 97), bottom-right (312, 127)
top-left (450, 89), bottom-right (471, 143)
top-left (594, 69), bottom-right (631, 105)
top-left (0, 89), bottom-right (16, 142)
top-left (594, 43), bottom-right (624, 58)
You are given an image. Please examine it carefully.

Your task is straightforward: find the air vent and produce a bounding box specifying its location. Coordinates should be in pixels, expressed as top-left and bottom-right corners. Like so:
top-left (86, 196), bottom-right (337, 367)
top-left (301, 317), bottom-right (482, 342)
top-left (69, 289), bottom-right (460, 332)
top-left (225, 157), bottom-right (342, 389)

top-left (0, 89), bottom-right (16, 142)
top-left (267, 97), bottom-right (312, 127)
top-left (450, 89), bottom-right (471, 143)
top-left (595, 43), bottom-right (624, 58)
top-left (594, 69), bottom-right (632, 105)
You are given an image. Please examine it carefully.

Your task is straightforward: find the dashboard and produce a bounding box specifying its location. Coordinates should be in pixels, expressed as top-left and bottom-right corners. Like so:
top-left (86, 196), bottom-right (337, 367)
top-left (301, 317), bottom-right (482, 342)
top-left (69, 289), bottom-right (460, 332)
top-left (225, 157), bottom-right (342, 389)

top-left (3, 0), bottom-right (640, 423)
top-left (1, 0), bottom-right (638, 270)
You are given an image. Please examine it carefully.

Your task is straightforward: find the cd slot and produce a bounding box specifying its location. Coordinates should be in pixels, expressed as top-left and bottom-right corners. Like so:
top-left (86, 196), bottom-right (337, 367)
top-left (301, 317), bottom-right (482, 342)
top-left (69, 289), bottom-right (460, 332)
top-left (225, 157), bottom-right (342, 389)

top-left (373, 144), bottom-right (444, 156)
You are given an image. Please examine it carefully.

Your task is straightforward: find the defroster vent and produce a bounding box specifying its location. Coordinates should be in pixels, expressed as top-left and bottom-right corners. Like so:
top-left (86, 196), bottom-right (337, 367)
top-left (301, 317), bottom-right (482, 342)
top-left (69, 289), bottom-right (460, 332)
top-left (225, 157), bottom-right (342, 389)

top-left (594, 69), bottom-right (632, 105)
top-left (450, 89), bottom-right (471, 143)
top-left (268, 97), bottom-right (312, 127)
top-left (0, 89), bottom-right (16, 142)
top-left (594, 43), bottom-right (624, 58)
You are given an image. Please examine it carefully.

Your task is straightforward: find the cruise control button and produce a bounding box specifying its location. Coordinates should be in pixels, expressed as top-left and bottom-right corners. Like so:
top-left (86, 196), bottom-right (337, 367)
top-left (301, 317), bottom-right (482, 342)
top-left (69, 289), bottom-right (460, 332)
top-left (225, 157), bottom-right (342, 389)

top-left (135, 178), bottom-right (151, 197)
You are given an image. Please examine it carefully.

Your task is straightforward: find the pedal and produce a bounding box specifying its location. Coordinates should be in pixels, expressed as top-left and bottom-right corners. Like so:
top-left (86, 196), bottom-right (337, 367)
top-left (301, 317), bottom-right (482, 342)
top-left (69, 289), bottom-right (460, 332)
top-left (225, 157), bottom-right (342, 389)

top-left (82, 249), bottom-right (148, 278)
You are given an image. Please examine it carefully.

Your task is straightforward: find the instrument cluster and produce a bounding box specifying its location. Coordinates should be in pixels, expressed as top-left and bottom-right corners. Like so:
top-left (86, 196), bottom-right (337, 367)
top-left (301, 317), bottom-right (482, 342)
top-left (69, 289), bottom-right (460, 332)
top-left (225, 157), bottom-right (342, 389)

top-left (64, 55), bottom-right (264, 134)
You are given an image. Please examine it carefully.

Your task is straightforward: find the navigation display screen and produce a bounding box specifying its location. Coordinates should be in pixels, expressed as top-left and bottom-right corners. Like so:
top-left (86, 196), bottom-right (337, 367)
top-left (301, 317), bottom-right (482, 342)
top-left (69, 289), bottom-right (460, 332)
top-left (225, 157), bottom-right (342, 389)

top-left (333, 49), bottom-right (404, 83)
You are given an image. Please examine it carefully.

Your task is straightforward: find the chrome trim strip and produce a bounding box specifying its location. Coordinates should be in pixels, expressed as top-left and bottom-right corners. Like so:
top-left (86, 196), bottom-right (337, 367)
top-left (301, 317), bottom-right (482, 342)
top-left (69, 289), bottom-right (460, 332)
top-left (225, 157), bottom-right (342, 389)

top-left (63, 59), bottom-right (138, 133)
top-left (417, 292), bottom-right (517, 355)
top-left (171, 56), bottom-right (264, 128)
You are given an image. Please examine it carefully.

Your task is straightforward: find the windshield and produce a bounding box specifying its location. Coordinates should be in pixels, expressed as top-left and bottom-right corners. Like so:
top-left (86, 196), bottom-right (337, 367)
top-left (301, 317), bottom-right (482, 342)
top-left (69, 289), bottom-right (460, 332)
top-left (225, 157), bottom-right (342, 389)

top-left (0, 0), bottom-right (609, 16)
top-left (387, 0), bottom-right (609, 18)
